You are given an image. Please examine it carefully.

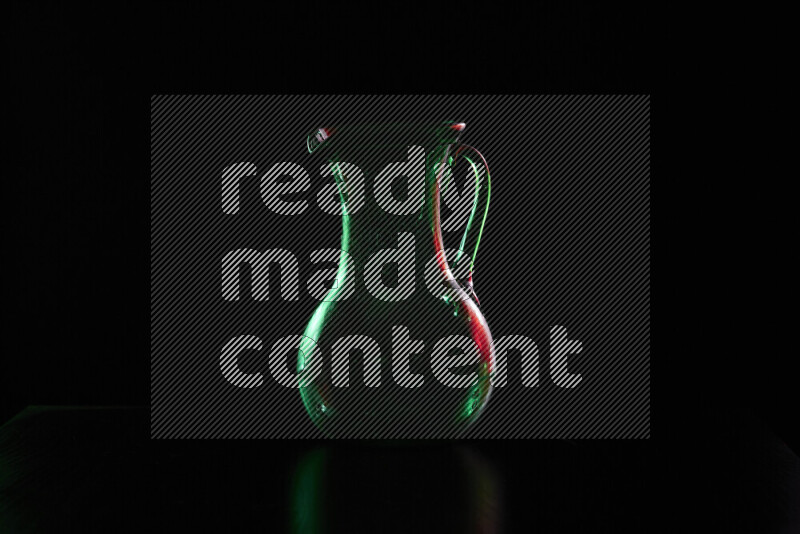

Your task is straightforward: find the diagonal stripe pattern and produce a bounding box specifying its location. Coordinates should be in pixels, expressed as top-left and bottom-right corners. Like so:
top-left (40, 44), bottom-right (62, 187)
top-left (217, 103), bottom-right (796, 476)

top-left (151, 95), bottom-right (650, 439)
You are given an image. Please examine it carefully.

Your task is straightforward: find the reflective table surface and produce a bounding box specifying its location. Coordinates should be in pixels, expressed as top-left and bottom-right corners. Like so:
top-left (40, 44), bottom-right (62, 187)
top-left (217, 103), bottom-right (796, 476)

top-left (0, 407), bottom-right (796, 532)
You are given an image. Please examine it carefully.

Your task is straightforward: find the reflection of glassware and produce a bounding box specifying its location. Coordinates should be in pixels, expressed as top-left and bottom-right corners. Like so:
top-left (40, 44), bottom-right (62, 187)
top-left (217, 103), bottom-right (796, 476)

top-left (298, 122), bottom-right (494, 439)
top-left (290, 445), bottom-right (501, 533)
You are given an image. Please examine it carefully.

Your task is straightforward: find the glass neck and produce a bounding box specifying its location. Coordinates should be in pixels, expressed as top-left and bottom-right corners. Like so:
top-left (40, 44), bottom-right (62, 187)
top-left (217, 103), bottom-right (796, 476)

top-left (324, 143), bottom-right (451, 263)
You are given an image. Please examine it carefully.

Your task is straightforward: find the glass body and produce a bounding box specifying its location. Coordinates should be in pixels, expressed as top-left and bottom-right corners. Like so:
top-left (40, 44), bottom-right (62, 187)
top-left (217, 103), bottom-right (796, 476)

top-left (298, 122), bottom-right (494, 438)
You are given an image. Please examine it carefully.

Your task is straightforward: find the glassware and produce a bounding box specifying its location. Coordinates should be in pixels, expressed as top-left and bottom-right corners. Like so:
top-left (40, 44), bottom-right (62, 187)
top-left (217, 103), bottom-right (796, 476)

top-left (298, 121), bottom-right (494, 438)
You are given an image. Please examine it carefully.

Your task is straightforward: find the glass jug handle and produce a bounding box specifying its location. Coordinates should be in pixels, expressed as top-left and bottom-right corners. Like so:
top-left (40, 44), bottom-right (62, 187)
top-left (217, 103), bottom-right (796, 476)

top-left (446, 144), bottom-right (491, 305)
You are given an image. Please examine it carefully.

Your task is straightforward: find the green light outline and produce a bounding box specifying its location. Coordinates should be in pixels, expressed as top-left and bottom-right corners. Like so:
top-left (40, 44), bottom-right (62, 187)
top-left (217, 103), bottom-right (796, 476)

top-left (298, 161), bottom-right (351, 422)
top-left (453, 155), bottom-right (491, 275)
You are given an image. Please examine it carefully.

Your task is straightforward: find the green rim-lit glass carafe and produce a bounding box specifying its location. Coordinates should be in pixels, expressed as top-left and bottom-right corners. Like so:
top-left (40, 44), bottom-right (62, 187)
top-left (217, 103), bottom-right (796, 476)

top-left (298, 121), bottom-right (494, 438)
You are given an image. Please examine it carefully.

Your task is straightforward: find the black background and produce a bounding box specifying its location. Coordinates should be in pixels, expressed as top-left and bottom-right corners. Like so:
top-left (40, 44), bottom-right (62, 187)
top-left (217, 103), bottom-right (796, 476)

top-left (3, 2), bottom-right (656, 431)
top-left (4, 2), bottom-right (798, 532)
